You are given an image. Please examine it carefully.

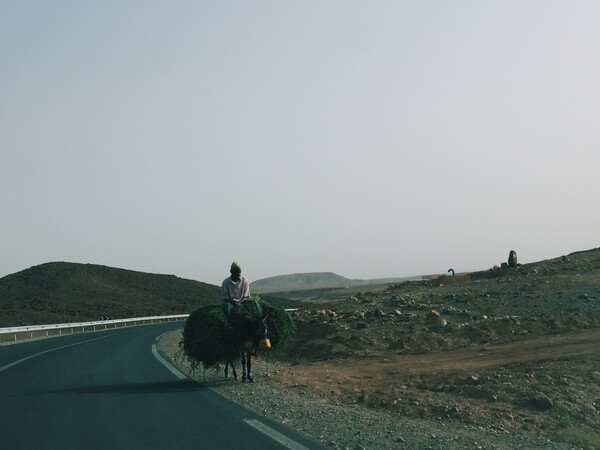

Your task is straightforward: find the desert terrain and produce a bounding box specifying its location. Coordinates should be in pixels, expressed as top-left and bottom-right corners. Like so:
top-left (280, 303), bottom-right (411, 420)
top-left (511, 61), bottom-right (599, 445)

top-left (162, 248), bottom-right (600, 449)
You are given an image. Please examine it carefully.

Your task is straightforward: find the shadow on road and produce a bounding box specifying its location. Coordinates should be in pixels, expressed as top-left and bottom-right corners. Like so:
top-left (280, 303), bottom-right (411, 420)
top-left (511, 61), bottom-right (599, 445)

top-left (15, 378), bottom-right (237, 396)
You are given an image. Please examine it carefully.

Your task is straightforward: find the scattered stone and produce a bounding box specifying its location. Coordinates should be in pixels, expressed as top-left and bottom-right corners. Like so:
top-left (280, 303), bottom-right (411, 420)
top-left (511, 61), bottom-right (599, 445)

top-left (466, 375), bottom-right (480, 385)
top-left (508, 250), bottom-right (518, 267)
top-left (426, 310), bottom-right (443, 324)
top-left (529, 392), bottom-right (554, 410)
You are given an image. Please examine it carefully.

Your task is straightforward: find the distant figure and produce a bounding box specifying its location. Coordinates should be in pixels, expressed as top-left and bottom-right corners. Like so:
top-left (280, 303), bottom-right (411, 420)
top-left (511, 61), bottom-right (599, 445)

top-left (508, 250), bottom-right (518, 267)
top-left (220, 262), bottom-right (250, 316)
top-left (448, 268), bottom-right (455, 276)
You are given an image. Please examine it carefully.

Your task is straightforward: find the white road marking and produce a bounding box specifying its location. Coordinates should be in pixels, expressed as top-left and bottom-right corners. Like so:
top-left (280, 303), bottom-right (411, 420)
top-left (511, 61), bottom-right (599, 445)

top-left (244, 419), bottom-right (310, 450)
top-left (0, 333), bottom-right (120, 373)
top-left (152, 331), bottom-right (187, 379)
top-left (152, 332), bottom-right (310, 449)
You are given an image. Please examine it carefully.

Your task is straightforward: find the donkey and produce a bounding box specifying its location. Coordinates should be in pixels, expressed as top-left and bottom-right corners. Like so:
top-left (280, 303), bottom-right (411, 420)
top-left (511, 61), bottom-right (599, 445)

top-left (224, 300), bottom-right (271, 382)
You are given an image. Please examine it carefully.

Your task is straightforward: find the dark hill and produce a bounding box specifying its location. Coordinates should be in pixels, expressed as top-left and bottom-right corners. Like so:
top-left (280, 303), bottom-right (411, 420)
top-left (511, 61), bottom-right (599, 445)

top-left (0, 262), bottom-right (219, 327)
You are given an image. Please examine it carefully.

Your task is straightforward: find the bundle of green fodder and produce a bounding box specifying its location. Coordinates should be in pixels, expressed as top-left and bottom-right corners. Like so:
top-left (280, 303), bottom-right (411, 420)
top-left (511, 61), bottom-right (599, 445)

top-left (182, 295), bottom-right (296, 370)
top-left (181, 304), bottom-right (239, 370)
top-left (255, 296), bottom-right (296, 348)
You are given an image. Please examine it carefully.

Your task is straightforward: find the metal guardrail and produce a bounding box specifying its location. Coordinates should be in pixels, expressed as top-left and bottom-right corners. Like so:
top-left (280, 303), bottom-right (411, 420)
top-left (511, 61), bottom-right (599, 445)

top-left (0, 308), bottom-right (299, 344)
top-left (0, 314), bottom-right (189, 344)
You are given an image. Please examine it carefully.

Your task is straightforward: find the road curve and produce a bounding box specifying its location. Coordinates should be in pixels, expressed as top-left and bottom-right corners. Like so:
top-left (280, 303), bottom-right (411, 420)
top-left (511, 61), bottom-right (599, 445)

top-left (0, 322), bottom-right (322, 450)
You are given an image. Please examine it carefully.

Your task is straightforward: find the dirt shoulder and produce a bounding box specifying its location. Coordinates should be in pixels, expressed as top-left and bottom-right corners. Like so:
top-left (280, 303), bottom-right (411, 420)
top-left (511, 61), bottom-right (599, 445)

top-left (158, 329), bottom-right (583, 449)
top-left (273, 329), bottom-right (600, 441)
top-left (280, 328), bottom-right (600, 376)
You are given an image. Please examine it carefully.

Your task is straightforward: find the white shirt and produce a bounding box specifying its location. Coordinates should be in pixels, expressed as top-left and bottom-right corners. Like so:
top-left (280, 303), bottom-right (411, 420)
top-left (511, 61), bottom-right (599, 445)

top-left (220, 276), bottom-right (250, 304)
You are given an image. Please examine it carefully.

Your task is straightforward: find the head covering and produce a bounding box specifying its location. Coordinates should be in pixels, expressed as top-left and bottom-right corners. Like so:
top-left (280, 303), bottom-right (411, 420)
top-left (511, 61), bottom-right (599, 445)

top-left (230, 261), bottom-right (242, 272)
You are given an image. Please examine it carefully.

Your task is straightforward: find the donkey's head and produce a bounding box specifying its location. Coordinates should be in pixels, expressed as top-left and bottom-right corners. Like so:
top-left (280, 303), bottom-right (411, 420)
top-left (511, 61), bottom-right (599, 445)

top-left (254, 310), bottom-right (271, 351)
top-left (237, 300), bottom-right (272, 352)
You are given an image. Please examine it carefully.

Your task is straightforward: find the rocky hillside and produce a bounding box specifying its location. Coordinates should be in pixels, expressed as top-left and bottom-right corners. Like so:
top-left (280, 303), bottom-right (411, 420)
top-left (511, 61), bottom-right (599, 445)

top-left (0, 262), bottom-right (219, 327)
top-left (271, 247), bottom-right (600, 447)
top-left (283, 248), bottom-right (600, 360)
top-left (164, 247), bottom-right (600, 449)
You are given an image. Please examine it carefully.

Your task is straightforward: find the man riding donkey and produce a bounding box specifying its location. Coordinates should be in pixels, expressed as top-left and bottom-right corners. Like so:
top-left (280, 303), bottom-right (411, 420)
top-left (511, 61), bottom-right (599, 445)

top-left (219, 261), bottom-right (271, 381)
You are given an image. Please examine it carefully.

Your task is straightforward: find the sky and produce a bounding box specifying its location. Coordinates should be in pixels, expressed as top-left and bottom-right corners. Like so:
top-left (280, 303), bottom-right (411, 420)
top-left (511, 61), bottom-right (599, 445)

top-left (1, 1), bottom-right (599, 286)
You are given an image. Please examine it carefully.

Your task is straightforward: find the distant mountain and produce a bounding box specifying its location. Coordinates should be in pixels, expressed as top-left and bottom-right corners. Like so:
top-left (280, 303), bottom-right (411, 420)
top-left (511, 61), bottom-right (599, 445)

top-left (0, 262), bottom-right (220, 327)
top-left (250, 272), bottom-right (421, 294)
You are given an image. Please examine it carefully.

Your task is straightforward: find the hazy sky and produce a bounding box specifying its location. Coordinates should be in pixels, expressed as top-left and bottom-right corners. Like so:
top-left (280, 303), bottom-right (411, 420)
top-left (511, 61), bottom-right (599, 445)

top-left (2, 1), bottom-right (599, 286)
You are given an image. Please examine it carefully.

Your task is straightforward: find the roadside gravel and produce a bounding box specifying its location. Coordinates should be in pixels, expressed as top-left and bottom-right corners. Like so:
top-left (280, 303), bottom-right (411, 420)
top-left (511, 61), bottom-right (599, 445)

top-left (157, 330), bottom-right (573, 450)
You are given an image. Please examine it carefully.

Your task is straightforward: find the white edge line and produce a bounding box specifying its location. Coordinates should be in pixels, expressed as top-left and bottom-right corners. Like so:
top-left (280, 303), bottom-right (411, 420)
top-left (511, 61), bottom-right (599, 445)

top-left (152, 332), bottom-right (186, 380)
top-left (151, 332), bottom-right (310, 449)
top-left (244, 418), bottom-right (310, 450)
top-left (0, 333), bottom-right (120, 373)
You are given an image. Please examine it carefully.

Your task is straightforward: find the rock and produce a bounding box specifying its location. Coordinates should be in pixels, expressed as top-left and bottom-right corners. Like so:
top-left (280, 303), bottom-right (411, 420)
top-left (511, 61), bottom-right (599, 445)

top-left (530, 392), bottom-right (554, 410)
top-left (583, 403), bottom-right (597, 414)
top-left (508, 250), bottom-right (518, 267)
top-left (426, 310), bottom-right (442, 324)
top-left (466, 375), bottom-right (480, 385)
top-left (394, 309), bottom-right (402, 316)
top-left (357, 391), bottom-right (368, 403)
top-left (425, 309), bottom-right (447, 326)
top-left (590, 371), bottom-right (600, 382)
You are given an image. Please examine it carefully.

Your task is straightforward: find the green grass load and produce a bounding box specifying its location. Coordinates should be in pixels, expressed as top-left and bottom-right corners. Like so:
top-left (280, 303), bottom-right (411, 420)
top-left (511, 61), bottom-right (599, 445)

top-left (181, 295), bottom-right (296, 370)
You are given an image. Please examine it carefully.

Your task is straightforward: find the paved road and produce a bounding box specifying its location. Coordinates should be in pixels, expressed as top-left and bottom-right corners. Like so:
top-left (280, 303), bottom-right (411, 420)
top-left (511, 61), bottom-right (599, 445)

top-left (0, 322), bottom-right (322, 450)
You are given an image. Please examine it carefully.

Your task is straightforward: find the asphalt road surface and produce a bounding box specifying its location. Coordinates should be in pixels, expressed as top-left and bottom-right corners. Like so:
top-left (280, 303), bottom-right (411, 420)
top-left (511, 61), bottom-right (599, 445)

top-left (0, 322), bottom-right (323, 450)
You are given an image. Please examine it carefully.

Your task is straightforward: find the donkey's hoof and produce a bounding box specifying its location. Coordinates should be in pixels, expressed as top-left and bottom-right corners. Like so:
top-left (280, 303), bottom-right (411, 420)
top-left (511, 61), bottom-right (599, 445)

top-left (248, 376), bottom-right (255, 383)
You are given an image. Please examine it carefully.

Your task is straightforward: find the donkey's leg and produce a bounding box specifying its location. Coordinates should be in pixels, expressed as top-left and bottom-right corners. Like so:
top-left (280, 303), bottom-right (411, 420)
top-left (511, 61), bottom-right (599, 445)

top-left (225, 361), bottom-right (238, 380)
top-left (246, 353), bottom-right (254, 383)
top-left (241, 354), bottom-right (248, 382)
